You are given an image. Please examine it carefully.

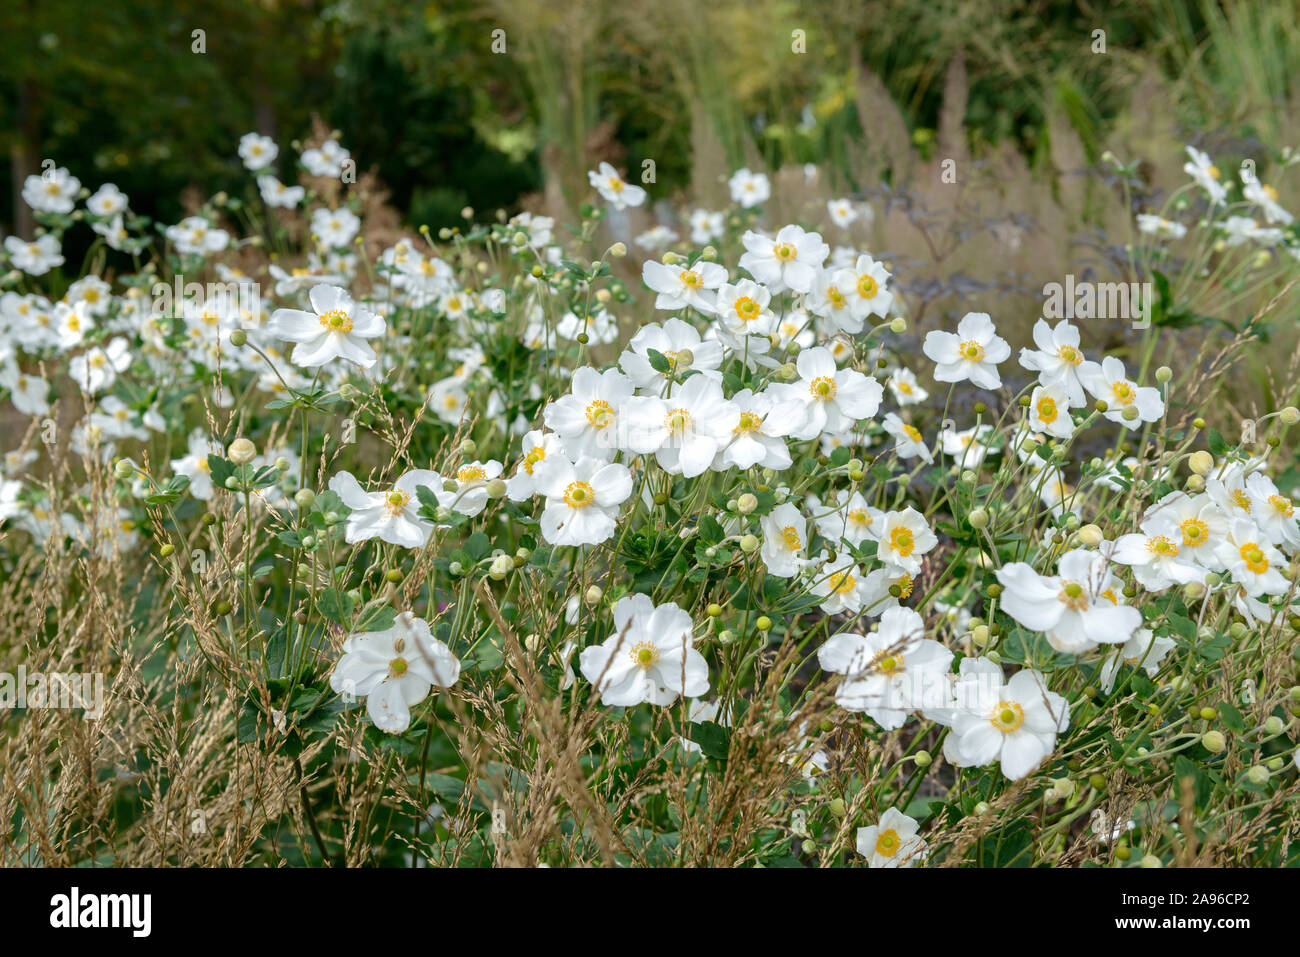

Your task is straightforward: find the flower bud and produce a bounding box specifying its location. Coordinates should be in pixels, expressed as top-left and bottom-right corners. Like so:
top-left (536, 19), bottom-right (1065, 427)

top-left (608, 242), bottom-right (627, 258)
top-left (1246, 764), bottom-right (1269, 786)
top-left (229, 437), bottom-right (257, 465)
top-left (914, 750), bottom-right (932, 768)
top-left (1189, 450), bottom-right (1214, 475)
top-left (294, 488), bottom-right (316, 509)
top-left (1155, 365), bottom-right (1172, 383)
top-left (229, 329), bottom-right (247, 347)
top-left (1280, 406), bottom-right (1299, 425)
top-left (1073, 523), bottom-right (1102, 546)
top-left (739, 534), bottom-right (759, 553)
top-left (1264, 715), bottom-right (1285, 736)
top-left (967, 507), bottom-right (989, 529)
top-left (113, 459), bottom-right (136, 479)
top-left (755, 615), bottom-right (772, 632)
top-left (488, 554), bottom-right (514, 580)
top-left (736, 493), bottom-right (758, 515)
top-left (1140, 854), bottom-right (1162, 868)
top-left (584, 584), bottom-right (603, 604)
top-left (889, 317), bottom-right (906, 334)
top-left (1202, 730), bottom-right (1226, 753)
top-left (828, 798), bottom-right (846, 817)
top-left (486, 478), bottom-right (507, 499)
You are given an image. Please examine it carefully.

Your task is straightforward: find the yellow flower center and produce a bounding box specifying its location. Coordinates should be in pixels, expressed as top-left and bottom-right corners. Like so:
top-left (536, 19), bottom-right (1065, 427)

top-left (1240, 543), bottom-right (1268, 574)
top-left (826, 286), bottom-right (846, 308)
top-left (830, 570), bottom-right (857, 594)
top-left (1111, 381), bottom-right (1136, 406)
top-left (736, 411), bottom-right (762, 433)
top-left (1059, 581), bottom-right (1088, 611)
top-left (848, 509), bottom-right (872, 527)
top-left (1230, 489), bottom-right (1252, 513)
top-left (457, 465), bottom-right (486, 484)
top-left (523, 446), bottom-right (547, 475)
top-left (1207, 165), bottom-right (1221, 180)
top-left (874, 651), bottom-right (902, 674)
top-left (681, 270), bottom-right (703, 289)
top-left (1263, 184), bottom-right (1279, 201)
top-left (990, 701), bottom-right (1025, 733)
top-left (903, 424), bottom-right (922, 443)
top-left (630, 641), bottom-right (658, 668)
top-left (585, 399), bottom-right (614, 429)
top-left (607, 176), bottom-right (624, 193)
top-left (733, 296), bottom-right (761, 321)
top-left (1057, 345), bottom-right (1083, 366)
top-left (1036, 397), bottom-right (1058, 423)
top-left (875, 829), bottom-right (900, 857)
top-left (389, 657), bottom-right (408, 678)
top-left (385, 489), bottom-right (410, 514)
top-left (1268, 494), bottom-right (1294, 517)
top-left (320, 309), bottom-right (353, 333)
top-left (1148, 535), bottom-right (1179, 556)
top-left (896, 380), bottom-right (913, 395)
top-left (888, 526), bottom-right (914, 557)
top-left (959, 340), bottom-right (985, 361)
top-left (810, 376), bottom-right (837, 401)
top-left (773, 242), bottom-right (796, 261)
top-left (1180, 518), bottom-right (1209, 546)
top-left (665, 408), bottom-right (691, 434)
top-left (563, 480), bottom-right (595, 508)
top-left (857, 275), bottom-right (878, 299)
top-left (781, 526), bottom-right (802, 551)
top-left (896, 573), bottom-right (915, 598)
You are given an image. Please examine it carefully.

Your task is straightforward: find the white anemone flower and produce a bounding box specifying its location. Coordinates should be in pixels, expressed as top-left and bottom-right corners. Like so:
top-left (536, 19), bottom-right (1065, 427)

top-left (328, 469), bottom-right (439, 548)
top-left (329, 612), bottom-right (460, 733)
top-left (536, 456), bottom-right (633, 546)
top-left (579, 594), bottom-right (708, 706)
top-left (922, 312), bottom-right (1010, 390)
top-left (856, 808), bottom-right (927, 868)
top-left (996, 549), bottom-right (1142, 654)
top-left (268, 285), bottom-right (386, 369)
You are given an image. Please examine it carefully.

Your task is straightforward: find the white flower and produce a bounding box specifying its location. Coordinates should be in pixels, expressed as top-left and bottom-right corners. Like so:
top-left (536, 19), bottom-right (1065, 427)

top-left (622, 375), bottom-right (739, 477)
top-left (923, 312), bottom-right (1010, 390)
top-left (1215, 518), bottom-right (1289, 597)
top-left (809, 551), bottom-right (875, 615)
top-left (1140, 490), bottom-right (1227, 570)
top-left (1018, 319), bottom-right (1096, 408)
top-left (22, 167), bottom-right (80, 213)
top-left (579, 594), bottom-right (708, 706)
top-left (0, 363), bottom-right (50, 416)
top-left (996, 549), bottom-right (1141, 654)
top-left (436, 460), bottom-right (504, 518)
top-left (258, 175), bottom-right (305, 208)
top-left (812, 490), bottom-right (882, 547)
top-left (1078, 356), bottom-right (1164, 425)
top-left (945, 664), bottom-right (1069, 780)
top-left (883, 412), bottom-right (933, 462)
top-left (728, 168), bottom-right (770, 208)
top-left (1221, 215), bottom-right (1282, 246)
top-left (1099, 628), bottom-right (1177, 693)
top-left (938, 423), bottom-right (993, 469)
top-left (634, 225), bottom-right (679, 251)
top-left (1110, 528), bottom-right (1207, 592)
top-left (86, 183), bottom-right (129, 218)
top-left (641, 260), bottom-right (726, 313)
top-left (4, 235), bottom-right (64, 276)
top-left (311, 207), bottom-right (361, 248)
top-left (875, 508), bottom-right (938, 575)
top-left (1243, 179), bottom-right (1293, 225)
top-left (165, 216), bottom-right (229, 255)
top-left (841, 254), bottom-right (894, 326)
top-left (587, 162), bottom-right (646, 210)
top-left (506, 429), bottom-right (565, 501)
top-left (619, 318), bottom-right (722, 393)
top-left (69, 338), bottom-right (131, 394)
top-left (769, 346), bottom-right (882, 440)
top-left (715, 388), bottom-right (804, 470)
top-left (327, 469), bottom-right (439, 548)
top-left (827, 198), bottom-right (859, 229)
top-left (268, 285), bottom-right (386, 369)
top-left (1136, 213), bottom-right (1188, 240)
top-left (536, 456), bottom-right (632, 546)
top-left (543, 366), bottom-right (636, 462)
top-left (329, 612), bottom-right (460, 733)
top-left (818, 606), bottom-right (953, 728)
top-left (556, 306), bottom-right (619, 344)
top-left (689, 208), bottom-right (724, 244)
top-left (888, 367), bottom-right (929, 406)
top-left (301, 138), bottom-right (350, 178)
top-left (427, 377), bottom-right (469, 425)
top-left (170, 430), bottom-right (223, 500)
top-left (761, 502), bottom-right (811, 578)
top-left (1027, 383), bottom-right (1074, 439)
top-left (738, 224), bottom-right (828, 294)
top-left (1183, 146), bottom-right (1227, 204)
top-left (1244, 472), bottom-right (1300, 552)
top-left (856, 808), bottom-right (926, 868)
top-left (238, 132), bottom-right (279, 171)
top-left (713, 279), bottom-right (778, 339)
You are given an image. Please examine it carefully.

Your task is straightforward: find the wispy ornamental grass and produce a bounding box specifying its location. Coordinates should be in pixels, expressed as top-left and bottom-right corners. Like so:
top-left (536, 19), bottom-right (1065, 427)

top-left (1, 125), bottom-right (1299, 868)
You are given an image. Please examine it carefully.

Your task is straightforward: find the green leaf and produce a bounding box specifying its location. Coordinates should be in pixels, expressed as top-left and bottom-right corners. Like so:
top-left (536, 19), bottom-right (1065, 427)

top-left (646, 348), bottom-right (671, 374)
